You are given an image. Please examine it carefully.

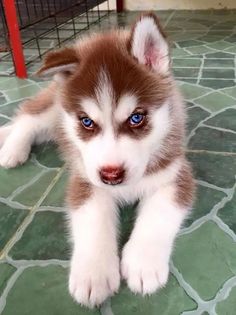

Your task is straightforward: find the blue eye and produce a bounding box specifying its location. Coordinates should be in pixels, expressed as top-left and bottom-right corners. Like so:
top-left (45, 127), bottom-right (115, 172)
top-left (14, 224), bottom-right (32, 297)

top-left (129, 113), bottom-right (144, 126)
top-left (81, 117), bottom-right (94, 129)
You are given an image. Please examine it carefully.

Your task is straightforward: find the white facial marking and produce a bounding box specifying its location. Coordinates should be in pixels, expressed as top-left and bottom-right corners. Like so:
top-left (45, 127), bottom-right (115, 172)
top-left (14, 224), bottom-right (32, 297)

top-left (115, 94), bottom-right (138, 123)
top-left (80, 97), bottom-right (102, 124)
top-left (95, 69), bottom-right (114, 128)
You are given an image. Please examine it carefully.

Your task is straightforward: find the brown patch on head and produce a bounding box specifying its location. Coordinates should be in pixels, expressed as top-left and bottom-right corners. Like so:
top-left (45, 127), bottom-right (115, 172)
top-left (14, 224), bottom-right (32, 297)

top-left (66, 174), bottom-right (91, 209)
top-left (175, 161), bottom-right (196, 209)
top-left (36, 46), bottom-right (79, 77)
top-left (64, 34), bottom-right (171, 107)
top-left (19, 82), bottom-right (56, 115)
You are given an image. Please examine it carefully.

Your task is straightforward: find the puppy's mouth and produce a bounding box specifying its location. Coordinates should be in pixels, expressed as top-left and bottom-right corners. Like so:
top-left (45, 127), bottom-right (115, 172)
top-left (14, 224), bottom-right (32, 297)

top-left (101, 178), bottom-right (124, 186)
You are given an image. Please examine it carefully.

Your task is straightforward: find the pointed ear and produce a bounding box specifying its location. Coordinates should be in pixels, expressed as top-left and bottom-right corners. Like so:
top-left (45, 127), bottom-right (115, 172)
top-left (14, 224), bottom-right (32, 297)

top-left (35, 46), bottom-right (79, 79)
top-left (130, 13), bottom-right (170, 74)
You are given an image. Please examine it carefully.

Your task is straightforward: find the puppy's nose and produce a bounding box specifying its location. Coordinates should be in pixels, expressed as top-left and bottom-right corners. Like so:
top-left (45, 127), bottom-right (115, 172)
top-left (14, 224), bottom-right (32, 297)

top-left (99, 165), bottom-right (125, 185)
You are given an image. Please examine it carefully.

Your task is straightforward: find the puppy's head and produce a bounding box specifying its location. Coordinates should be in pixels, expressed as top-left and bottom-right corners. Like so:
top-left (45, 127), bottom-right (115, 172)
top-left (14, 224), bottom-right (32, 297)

top-left (37, 13), bottom-right (173, 188)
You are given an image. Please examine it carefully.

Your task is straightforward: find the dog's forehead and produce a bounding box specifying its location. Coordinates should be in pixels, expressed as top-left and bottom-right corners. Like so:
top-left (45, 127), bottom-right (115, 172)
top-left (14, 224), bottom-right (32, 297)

top-left (64, 36), bottom-right (170, 112)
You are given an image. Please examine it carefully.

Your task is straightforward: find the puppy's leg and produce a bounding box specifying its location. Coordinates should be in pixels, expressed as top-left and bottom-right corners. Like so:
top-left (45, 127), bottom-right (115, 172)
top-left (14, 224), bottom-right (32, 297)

top-left (68, 184), bottom-right (120, 308)
top-left (0, 83), bottom-right (58, 168)
top-left (121, 164), bottom-right (194, 295)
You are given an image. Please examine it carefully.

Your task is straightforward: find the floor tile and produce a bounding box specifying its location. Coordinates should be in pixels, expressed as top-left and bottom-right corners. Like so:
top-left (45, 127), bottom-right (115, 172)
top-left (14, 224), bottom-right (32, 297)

top-left (0, 78), bottom-right (33, 91)
top-left (187, 107), bottom-right (210, 134)
top-left (111, 277), bottom-right (197, 315)
top-left (188, 127), bottom-right (236, 152)
top-left (180, 83), bottom-right (211, 100)
top-left (173, 221), bottom-right (236, 300)
top-left (203, 59), bottom-right (234, 68)
top-left (205, 108), bottom-right (236, 132)
top-left (9, 211), bottom-right (69, 260)
top-left (0, 101), bottom-right (21, 117)
top-left (13, 170), bottom-right (58, 207)
top-left (172, 58), bottom-right (201, 68)
top-left (202, 68), bottom-right (234, 79)
top-left (0, 117), bottom-right (10, 125)
top-left (0, 97), bottom-right (6, 106)
top-left (221, 86), bottom-right (236, 98)
top-left (0, 161), bottom-right (42, 198)
top-left (187, 152), bottom-right (236, 188)
top-left (205, 52), bottom-right (234, 59)
top-left (178, 40), bottom-right (204, 48)
top-left (218, 190), bottom-right (236, 233)
top-left (5, 85), bottom-right (41, 102)
top-left (173, 68), bottom-right (199, 78)
top-left (199, 79), bottom-right (235, 89)
top-left (31, 143), bottom-right (63, 168)
top-left (184, 185), bottom-right (226, 227)
top-left (0, 203), bottom-right (28, 252)
top-left (215, 286), bottom-right (236, 314)
top-left (194, 91), bottom-right (236, 112)
top-left (2, 266), bottom-right (99, 315)
top-left (206, 40), bottom-right (234, 50)
top-left (186, 45), bottom-right (214, 54)
top-left (0, 263), bottom-right (16, 295)
top-left (41, 172), bottom-right (68, 207)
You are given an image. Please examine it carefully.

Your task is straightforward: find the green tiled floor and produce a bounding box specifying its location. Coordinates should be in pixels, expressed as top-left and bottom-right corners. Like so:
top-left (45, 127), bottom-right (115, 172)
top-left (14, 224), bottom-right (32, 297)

top-left (0, 10), bottom-right (236, 315)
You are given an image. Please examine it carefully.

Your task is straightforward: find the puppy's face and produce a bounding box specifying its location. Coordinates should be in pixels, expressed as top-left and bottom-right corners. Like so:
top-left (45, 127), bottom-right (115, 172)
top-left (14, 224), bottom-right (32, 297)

top-left (38, 13), bottom-right (172, 187)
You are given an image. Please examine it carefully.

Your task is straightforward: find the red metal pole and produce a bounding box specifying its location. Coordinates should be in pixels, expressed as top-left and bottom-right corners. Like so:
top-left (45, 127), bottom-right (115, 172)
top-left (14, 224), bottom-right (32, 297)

top-left (116, 0), bottom-right (124, 12)
top-left (3, 0), bottom-right (27, 78)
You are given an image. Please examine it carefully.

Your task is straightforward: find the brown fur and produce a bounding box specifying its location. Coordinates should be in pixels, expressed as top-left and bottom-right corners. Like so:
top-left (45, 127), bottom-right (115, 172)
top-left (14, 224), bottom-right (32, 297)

top-left (175, 161), bottom-right (196, 208)
top-left (36, 47), bottom-right (79, 76)
top-left (66, 174), bottom-right (92, 209)
top-left (19, 82), bottom-right (56, 115)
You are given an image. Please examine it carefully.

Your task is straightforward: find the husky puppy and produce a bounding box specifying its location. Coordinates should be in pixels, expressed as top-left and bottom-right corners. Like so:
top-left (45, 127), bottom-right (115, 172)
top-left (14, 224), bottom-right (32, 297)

top-left (0, 13), bottom-right (195, 308)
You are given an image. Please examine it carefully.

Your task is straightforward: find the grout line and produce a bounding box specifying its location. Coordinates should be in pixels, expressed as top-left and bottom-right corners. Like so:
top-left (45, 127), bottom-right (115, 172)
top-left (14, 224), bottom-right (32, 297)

top-left (186, 149), bottom-right (236, 156)
top-left (0, 267), bottom-right (25, 314)
top-left (6, 257), bottom-right (69, 268)
top-left (100, 298), bottom-right (114, 315)
top-left (177, 76), bottom-right (236, 81)
top-left (174, 66), bottom-right (236, 69)
top-left (197, 180), bottom-right (231, 194)
top-left (0, 166), bottom-right (66, 260)
top-left (0, 197), bottom-right (28, 210)
top-left (187, 104), bottom-right (236, 144)
top-left (180, 182), bottom-right (236, 240)
top-left (180, 196), bottom-right (230, 236)
top-left (211, 276), bottom-right (236, 313)
top-left (213, 216), bottom-right (236, 242)
top-left (30, 153), bottom-right (62, 171)
top-left (170, 261), bottom-right (204, 307)
top-left (202, 124), bottom-right (236, 134)
top-left (7, 169), bottom-right (48, 202)
top-left (37, 206), bottom-right (66, 212)
top-left (163, 10), bottom-right (176, 28)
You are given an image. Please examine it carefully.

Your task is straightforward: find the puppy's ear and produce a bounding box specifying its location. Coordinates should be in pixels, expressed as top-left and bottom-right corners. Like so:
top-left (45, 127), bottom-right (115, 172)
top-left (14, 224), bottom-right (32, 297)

top-left (35, 46), bottom-right (79, 79)
top-left (130, 13), bottom-right (170, 74)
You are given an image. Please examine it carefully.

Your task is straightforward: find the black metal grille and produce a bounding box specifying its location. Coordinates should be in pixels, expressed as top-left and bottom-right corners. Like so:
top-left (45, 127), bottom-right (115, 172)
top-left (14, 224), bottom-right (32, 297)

top-left (0, 0), bottom-right (110, 76)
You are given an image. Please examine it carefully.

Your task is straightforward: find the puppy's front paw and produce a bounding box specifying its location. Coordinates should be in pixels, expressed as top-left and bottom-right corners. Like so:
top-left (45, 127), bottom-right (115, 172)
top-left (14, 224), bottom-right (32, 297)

top-left (0, 144), bottom-right (29, 168)
top-left (121, 240), bottom-right (169, 295)
top-left (69, 254), bottom-right (120, 308)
